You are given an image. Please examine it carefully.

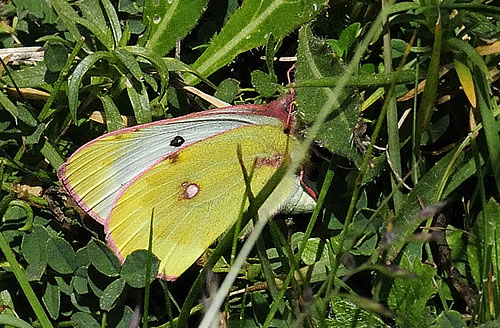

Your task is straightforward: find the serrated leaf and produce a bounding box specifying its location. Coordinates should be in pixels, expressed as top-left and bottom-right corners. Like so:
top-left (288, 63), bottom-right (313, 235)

top-left (296, 25), bottom-right (362, 164)
top-left (184, 0), bottom-right (327, 85)
top-left (251, 70), bottom-right (280, 98)
top-left (144, 0), bottom-right (210, 56)
top-left (325, 297), bottom-right (389, 327)
top-left (387, 255), bottom-right (436, 328)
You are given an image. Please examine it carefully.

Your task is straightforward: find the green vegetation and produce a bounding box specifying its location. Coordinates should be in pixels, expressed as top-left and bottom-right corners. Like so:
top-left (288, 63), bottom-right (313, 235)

top-left (1, 0), bottom-right (499, 326)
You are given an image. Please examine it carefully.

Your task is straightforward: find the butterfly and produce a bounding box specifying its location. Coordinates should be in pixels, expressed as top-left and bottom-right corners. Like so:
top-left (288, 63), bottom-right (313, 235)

top-left (58, 93), bottom-right (316, 280)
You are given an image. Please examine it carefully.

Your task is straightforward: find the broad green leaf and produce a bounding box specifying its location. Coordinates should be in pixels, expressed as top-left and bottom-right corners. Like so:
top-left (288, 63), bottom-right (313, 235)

top-left (432, 310), bottom-right (467, 328)
top-left (25, 262), bottom-right (46, 281)
top-left (72, 267), bottom-right (89, 295)
top-left (44, 43), bottom-right (68, 72)
top-left (0, 314), bottom-right (34, 328)
top-left (121, 250), bottom-right (159, 288)
top-left (0, 64), bottom-right (49, 88)
top-left (16, 104), bottom-right (38, 127)
top-left (184, 0), bottom-right (327, 85)
top-left (251, 292), bottom-right (269, 325)
top-left (387, 255), bottom-right (436, 328)
top-left (46, 236), bottom-right (77, 274)
top-left (55, 276), bottom-right (73, 296)
top-left (214, 78), bottom-right (240, 103)
top-left (88, 239), bottom-right (121, 277)
top-left (88, 266), bottom-right (113, 298)
top-left (42, 280), bottom-right (60, 320)
top-left (295, 25), bottom-right (362, 164)
top-left (75, 244), bottom-right (92, 267)
top-left (21, 225), bottom-right (50, 265)
top-left (327, 22), bottom-right (360, 57)
top-left (0, 92), bottom-right (19, 122)
top-left (25, 124), bottom-right (45, 145)
top-left (300, 238), bottom-right (328, 266)
top-left (41, 139), bottom-right (65, 168)
top-left (100, 278), bottom-right (125, 311)
top-left (144, 0), bottom-right (210, 56)
top-left (72, 312), bottom-right (100, 328)
top-left (108, 305), bottom-right (134, 328)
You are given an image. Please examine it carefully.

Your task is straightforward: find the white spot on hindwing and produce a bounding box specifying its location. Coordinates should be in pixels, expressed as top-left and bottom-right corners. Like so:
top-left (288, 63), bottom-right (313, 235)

top-left (181, 182), bottom-right (200, 199)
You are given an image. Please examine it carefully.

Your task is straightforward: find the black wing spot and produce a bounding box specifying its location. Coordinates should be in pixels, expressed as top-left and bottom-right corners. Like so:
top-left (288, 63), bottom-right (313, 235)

top-left (170, 136), bottom-right (185, 147)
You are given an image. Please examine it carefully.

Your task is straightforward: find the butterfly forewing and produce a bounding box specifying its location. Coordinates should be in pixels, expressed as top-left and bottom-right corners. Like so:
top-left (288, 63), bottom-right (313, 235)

top-left (58, 108), bottom-right (284, 223)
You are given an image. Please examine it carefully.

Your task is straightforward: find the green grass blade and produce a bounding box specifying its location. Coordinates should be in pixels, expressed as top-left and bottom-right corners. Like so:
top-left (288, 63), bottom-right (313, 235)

top-left (0, 232), bottom-right (53, 328)
top-left (184, 0), bottom-right (327, 85)
top-left (68, 51), bottom-right (112, 122)
top-left (473, 65), bottom-right (500, 195)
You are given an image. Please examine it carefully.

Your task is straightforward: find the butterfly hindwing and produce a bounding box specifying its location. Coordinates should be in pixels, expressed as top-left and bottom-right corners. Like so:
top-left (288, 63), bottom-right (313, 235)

top-left (106, 124), bottom-right (295, 279)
